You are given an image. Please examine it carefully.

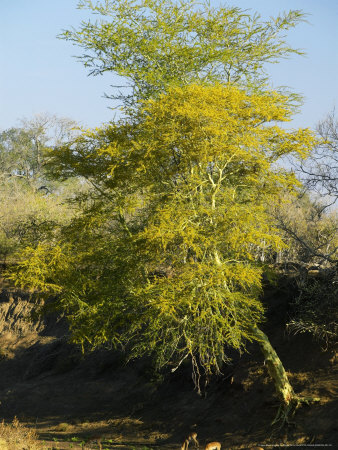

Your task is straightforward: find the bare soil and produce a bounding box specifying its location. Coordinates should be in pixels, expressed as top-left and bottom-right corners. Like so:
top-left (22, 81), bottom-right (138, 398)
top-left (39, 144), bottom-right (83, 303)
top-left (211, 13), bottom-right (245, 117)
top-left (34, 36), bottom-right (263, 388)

top-left (0, 275), bottom-right (337, 450)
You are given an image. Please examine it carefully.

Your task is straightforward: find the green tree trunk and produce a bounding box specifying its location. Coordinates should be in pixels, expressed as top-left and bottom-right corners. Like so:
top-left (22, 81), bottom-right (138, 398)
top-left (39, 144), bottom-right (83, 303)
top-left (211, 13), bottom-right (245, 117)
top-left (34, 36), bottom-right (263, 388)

top-left (249, 324), bottom-right (320, 424)
top-left (249, 325), bottom-right (295, 405)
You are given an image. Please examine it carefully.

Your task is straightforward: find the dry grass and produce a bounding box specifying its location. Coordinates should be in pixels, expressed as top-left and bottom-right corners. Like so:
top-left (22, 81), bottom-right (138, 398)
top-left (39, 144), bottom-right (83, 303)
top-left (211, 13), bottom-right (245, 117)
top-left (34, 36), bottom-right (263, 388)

top-left (0, 417), bottom-right (41, 449)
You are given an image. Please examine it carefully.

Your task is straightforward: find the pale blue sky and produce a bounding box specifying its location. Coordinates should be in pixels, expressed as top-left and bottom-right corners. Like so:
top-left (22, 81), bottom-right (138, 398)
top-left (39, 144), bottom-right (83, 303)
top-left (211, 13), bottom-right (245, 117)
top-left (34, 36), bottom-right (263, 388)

top-left (1, 0), bottom-right (337, 131)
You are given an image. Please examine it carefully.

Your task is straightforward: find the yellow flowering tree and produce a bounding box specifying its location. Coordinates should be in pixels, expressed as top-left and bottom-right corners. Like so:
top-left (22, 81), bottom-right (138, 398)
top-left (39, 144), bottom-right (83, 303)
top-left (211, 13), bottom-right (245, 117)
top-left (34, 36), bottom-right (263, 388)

top-left (11, 84), bottom-right (318, 420)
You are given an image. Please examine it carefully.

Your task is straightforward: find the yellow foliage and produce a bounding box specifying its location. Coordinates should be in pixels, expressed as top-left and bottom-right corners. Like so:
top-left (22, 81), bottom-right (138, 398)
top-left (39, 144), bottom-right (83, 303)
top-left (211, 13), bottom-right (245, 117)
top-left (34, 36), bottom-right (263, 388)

top-left (10, 83), bottom-right (317, 378)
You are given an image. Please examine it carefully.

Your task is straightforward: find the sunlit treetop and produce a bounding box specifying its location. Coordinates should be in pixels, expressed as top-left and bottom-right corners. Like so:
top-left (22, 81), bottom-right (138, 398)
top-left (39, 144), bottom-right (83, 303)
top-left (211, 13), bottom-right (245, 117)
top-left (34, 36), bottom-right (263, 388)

top-left (61, 0), bottom-right (307, 108)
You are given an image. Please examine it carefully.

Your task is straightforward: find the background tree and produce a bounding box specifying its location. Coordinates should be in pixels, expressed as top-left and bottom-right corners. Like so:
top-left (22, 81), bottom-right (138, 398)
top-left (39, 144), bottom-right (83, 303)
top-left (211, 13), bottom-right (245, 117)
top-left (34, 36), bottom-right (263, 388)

top-left (277, 111), bottom-right (338, 350)
top-left (298, 110), bottom-right (338, 208)
top-left (0, 113), bottom-right (78, 190)
top-left (0, 183), bottom-right (76, 264)
top-left (271, 192), bottom-right (337, 266)
top-left (0, 114), bottom-right (82, 264)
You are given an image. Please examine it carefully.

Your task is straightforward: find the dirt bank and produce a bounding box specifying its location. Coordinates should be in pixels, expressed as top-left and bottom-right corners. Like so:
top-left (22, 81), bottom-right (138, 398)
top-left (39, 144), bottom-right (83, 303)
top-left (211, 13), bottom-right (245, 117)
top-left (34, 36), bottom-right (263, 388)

top-left (0, 276), bottom-right (337, 449)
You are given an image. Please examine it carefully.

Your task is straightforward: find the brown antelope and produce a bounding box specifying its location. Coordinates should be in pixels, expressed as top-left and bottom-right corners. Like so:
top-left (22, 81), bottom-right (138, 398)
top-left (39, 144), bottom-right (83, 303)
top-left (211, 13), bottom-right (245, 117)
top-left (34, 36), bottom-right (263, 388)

top-left (181, 431), bottom-right (199, 449)
top-left (205, 442), bottom-right (221, 450)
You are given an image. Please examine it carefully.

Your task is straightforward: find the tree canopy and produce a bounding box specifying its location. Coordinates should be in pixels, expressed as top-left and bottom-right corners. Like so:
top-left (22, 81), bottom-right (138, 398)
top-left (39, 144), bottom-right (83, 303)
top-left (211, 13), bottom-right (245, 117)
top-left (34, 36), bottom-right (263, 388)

top-left (61, 0), bottom-right (306, 107)
top-left (12, 84), bottom-right (316, 386)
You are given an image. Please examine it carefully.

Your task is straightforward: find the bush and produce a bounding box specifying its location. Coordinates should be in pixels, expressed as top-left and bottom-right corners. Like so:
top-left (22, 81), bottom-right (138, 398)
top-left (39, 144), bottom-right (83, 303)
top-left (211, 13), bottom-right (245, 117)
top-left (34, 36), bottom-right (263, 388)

top-left (0, 417), bottom-right (40, 449)
top-left (287, 268), bottom-right (338, 348)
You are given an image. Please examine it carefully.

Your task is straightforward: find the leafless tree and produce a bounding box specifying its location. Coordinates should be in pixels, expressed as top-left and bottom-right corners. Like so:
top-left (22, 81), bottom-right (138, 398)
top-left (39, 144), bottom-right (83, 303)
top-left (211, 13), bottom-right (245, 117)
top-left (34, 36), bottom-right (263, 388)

top-left (298, 110), bottom-right (338, 209)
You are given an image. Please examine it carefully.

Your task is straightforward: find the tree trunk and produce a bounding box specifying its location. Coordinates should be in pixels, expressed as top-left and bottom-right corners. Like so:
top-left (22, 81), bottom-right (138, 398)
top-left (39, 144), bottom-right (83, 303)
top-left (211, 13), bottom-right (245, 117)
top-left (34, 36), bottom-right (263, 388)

top-left (249, 324), bottom-right (320, 424)
top-left (249, 324), bottom-right (295, 405)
